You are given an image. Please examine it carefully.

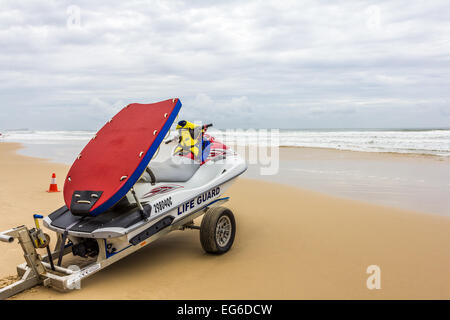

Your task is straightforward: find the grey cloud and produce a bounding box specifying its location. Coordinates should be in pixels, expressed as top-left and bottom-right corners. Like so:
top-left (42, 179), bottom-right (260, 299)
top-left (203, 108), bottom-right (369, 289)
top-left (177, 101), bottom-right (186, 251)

top-left (0, 0), bottom-right (449, 131)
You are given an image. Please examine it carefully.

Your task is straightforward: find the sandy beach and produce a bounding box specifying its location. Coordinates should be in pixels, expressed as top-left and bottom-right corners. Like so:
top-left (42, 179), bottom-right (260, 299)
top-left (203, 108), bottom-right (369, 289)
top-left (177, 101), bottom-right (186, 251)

top-left (1, 142), bottom-right (450, 299)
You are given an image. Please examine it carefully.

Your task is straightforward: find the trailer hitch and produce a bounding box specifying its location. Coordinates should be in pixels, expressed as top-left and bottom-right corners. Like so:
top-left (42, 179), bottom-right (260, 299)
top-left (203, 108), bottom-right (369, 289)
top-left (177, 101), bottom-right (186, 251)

top-left (0, 214), bottom-right (58, 299)
top-left (0, 224), bottom-right (47, 299)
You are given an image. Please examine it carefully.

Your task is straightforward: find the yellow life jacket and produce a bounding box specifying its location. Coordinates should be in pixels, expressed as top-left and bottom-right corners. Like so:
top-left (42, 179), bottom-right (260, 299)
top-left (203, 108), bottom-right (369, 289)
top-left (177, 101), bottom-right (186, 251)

top-left (174, 120), bottom-right (202, 157)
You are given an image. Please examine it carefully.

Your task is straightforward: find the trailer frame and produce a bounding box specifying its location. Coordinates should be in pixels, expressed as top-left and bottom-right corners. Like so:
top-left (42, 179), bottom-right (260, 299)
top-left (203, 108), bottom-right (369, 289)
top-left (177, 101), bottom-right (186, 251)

top-left (0, 198), bottom-right (229, 300)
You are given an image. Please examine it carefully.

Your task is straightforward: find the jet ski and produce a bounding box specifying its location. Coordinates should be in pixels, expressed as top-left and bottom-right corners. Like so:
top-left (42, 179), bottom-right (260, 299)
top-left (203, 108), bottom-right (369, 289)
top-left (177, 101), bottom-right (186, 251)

top-left (0, 98), bottom-right (247, 298)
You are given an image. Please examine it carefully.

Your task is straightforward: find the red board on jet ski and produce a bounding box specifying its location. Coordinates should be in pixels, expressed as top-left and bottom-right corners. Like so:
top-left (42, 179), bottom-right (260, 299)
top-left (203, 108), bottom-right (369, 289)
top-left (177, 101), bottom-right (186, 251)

top-left (0, 98), bottom-right (250, 299)
top-left (63, 98), bottom-right (182, 216)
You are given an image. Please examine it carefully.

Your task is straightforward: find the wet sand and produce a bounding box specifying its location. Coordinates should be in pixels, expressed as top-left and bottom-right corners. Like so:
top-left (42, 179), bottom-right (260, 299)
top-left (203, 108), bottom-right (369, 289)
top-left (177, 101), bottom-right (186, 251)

top-left (243, 146), bottom-right (450, 215)
top-left (2, 142), bottom-right (450, 299)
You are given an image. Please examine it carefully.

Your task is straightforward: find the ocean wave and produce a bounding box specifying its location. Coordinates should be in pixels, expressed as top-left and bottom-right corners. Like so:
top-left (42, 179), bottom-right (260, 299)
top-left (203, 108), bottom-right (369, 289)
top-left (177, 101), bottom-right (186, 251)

top-left (2, 130), bottom-right (95, 141)
top-left (2, 129), bottom-right (449, 156)
top-left (210, 129), bottom-right (450, 156)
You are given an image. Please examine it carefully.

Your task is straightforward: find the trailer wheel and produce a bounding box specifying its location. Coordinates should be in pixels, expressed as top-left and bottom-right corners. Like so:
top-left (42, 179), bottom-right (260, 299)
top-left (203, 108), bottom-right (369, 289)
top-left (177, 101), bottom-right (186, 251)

top-left (200, 206), bottom-right (236, 254)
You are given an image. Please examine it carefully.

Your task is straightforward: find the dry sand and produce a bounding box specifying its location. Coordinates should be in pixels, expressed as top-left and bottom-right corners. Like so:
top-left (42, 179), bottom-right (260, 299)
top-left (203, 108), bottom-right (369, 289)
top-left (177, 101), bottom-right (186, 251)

top-left (1, 142), bottom-right (450, 299)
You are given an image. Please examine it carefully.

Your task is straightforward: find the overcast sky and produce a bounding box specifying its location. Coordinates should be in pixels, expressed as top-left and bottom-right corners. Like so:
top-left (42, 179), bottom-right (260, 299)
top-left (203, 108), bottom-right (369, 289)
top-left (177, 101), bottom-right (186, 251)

top-left (1, 0), bottom-right (450, 130)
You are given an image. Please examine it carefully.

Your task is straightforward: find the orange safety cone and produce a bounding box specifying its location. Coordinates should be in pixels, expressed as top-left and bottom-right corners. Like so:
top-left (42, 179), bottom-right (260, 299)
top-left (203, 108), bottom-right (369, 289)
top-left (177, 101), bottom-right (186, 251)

top-left (47, 173), bottom-right (60, 193)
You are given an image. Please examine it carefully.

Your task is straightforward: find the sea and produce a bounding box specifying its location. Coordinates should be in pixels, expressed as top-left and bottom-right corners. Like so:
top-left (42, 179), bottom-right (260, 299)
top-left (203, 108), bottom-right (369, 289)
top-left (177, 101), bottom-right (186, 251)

top-left (1, 128), bottom-right (449, 163)
top-left (1, 128), bottom-right (449, 215)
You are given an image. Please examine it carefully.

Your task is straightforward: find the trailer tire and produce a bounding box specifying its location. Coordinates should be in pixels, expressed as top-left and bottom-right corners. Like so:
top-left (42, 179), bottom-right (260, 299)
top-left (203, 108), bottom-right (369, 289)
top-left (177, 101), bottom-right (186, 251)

top-left (200, 206), bottom-right (235, 254)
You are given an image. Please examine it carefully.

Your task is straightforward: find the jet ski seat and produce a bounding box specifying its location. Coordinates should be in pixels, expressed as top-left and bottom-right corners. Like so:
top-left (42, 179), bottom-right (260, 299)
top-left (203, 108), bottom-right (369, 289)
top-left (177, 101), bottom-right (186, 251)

top-left (142, 157), bottom-right (200, 183)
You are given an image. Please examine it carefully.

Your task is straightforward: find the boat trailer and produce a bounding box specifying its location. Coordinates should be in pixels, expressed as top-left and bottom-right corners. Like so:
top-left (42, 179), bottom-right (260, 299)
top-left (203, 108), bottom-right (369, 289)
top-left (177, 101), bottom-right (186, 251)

top-left (0, 201), bottom-right (225, 300)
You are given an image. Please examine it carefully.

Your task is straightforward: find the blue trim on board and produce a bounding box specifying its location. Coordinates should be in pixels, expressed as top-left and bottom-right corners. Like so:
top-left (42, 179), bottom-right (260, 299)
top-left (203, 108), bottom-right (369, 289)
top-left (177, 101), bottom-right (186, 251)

top-left (90, 99), bottom-right (182, 216)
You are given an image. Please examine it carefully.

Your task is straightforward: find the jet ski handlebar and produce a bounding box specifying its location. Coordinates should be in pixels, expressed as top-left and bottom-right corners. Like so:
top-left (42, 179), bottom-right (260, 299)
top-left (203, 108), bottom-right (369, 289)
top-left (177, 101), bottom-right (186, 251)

top-left (202, 123), bottom-right (213, 131)
top-left (165, 123), bottom-right (212, 145)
